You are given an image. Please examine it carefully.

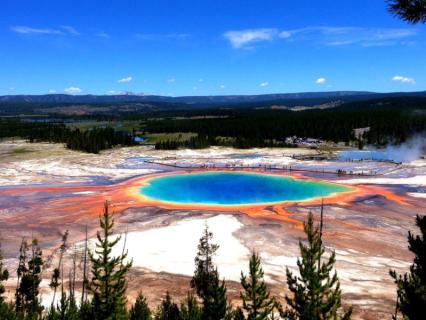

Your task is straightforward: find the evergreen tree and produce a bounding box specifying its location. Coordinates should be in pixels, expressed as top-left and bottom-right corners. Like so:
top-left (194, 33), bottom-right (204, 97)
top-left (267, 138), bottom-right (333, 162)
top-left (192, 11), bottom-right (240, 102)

top-left (68, 246), bottom-right (79, 319)
top-left (240, 252), bottom-right (275, 320)
top-left (191, 225), bottom-right (218, 299)
top-left (78, 301), bottom-right (94, 320)
top-left (390, 215), bottom-right (426, 320)
top-left (46, 293), bottom-right (79, 320)
top-left (46, 305), bottom-right (59, 320)
top-left (0, 241), bottom-right (13, 320)
top-left (191, 225), bottom-right (229, 320)
top-left (15, 238), bottom-right (44, 317)
top-left (81, 225), bottom-right (89, 307)
top-left (15, 238), bottom-right (28, 313)
top-left (231, 307), bottom-right (245, 320)
top-left (155, 292), bottom-right (180, 320)
top-left (203, 273), bottom-right (228, 320)
top-left (129, 292), bottom-right (152, 320)
top-left (0, 302), bottom-right (18, 320)
top-left (58, 291), bottom-right (71, 320)
top-left (388, 0), bottom-right (426, 24)
top-left (0, 244), bottom-right (9, 304)
top-left (50, 230), bottom-right (69, 309)
top-left (89, 201), bottom-right (132, 320)
top-left (282, 212), bottom-right (352, 320)
top-left (180, 292), bottom-right (202, 320)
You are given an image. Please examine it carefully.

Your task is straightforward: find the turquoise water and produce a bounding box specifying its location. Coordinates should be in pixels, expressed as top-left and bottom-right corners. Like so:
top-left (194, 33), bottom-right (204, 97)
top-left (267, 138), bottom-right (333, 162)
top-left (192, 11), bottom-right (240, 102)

top-left (139, 172), bottom-right (351, 205)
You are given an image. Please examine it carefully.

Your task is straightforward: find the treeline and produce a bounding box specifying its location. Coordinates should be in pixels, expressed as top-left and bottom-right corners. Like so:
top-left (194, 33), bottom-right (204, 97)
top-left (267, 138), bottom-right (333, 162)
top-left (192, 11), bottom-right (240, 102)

top-left (63, 127), bottom-right (136, 153)
top-left (0, 120), bottom-right (136, 154)
top-left (0, 202), bottom-right (425, 319)
top-left (146, 97), bottom-right (426, 148)
top-left (3, 96), bottom-right (426, 151)
top-left (155, 135), bottom-right (216, 150)
top-left (154, 134), bottom-right (295, 150)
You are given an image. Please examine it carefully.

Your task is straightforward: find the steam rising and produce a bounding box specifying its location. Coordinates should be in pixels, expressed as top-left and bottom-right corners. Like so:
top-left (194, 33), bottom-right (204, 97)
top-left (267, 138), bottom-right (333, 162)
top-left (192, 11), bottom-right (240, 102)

top-left (383, 135), bottom-right (426, 163)
top-left (339, 135), bottom-right (426, 163)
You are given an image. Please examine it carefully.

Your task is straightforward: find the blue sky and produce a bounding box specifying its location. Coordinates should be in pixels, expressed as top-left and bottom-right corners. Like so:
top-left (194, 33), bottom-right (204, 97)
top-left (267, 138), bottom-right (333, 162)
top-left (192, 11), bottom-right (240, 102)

top-left (1, 0), bottom-right (425, 96)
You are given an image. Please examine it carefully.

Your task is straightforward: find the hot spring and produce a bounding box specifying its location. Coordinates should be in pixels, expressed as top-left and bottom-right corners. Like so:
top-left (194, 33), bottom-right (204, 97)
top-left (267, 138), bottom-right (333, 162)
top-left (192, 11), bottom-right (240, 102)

top-left (139, 172), bottom-right (352, 206)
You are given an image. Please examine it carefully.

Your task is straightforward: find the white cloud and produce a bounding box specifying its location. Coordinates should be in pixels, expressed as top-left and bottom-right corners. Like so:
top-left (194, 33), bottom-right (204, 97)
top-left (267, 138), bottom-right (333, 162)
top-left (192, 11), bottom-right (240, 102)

top-left (283, 26), bottom-right (418, 47)
top-left (108, 90), bottom-right (132, 95)
top-left (166, 33), bottom-right (190, 39)
top-left (95, 32), bottom-right (110, 39)
top-left (135, 33), bottom-right (190, 40)
top-left (11, 26), bottom-right (63, 35)
top-left (224, 26), bottom-right (418, 49)
top-left (118, 76), bottom-right (132, 83)
top-left (223, 28), bottom-right (277, 49)
top-left (61, 26), bottom-right (80, 35)
top-left (11, 25), bottom-right (82, 36)
top-left (392, 75), bottom-right (416, 84)
top-left (279, 31), bottom-right (292, 39)
top-left (49, 90), bottom-right (56, 93)
top-left (329, 28), bottom-right (417, 47)
top-left (199, 78), bottom-right (204, 82)
top-left (219, 84), bottom-right (225, 89)
top-left (64, 87), bottom-right (82, 94)
top-left (259, 82), bottom-right (269, 87)
top-left (316, 77), bottom-right (327, 85)
top-left (167, 78), bottom-right (176, 83)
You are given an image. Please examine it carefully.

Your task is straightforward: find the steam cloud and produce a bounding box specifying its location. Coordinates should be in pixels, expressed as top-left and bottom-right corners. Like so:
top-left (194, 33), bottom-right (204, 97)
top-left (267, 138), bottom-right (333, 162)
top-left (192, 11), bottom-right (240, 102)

top-left (383, 135), bottom-right (426, 163)
top-left (339, 134), bottom-right (426, 163)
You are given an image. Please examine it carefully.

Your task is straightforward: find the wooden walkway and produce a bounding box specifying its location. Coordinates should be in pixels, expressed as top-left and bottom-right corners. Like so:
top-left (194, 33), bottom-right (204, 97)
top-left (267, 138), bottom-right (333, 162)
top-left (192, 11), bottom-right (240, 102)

top-left (144, 160), bottom-right (391, 177)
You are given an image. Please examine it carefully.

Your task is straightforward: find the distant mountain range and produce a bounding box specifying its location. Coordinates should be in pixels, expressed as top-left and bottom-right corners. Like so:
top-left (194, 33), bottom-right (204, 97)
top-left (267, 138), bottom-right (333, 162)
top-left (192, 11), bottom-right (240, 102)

top-left (1, 91), bottom-right (426, 116)
top-left (1, 90), bottom-right (426, 105)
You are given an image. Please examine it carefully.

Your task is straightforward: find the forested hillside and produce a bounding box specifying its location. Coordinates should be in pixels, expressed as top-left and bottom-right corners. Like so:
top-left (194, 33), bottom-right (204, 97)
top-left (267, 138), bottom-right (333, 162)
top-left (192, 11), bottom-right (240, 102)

top-left (0, 120), bottom-right (136, 153)
top-left (1, 96), bottom-right (426, 151)
top-left (145, 97), bottom-right (426, 148)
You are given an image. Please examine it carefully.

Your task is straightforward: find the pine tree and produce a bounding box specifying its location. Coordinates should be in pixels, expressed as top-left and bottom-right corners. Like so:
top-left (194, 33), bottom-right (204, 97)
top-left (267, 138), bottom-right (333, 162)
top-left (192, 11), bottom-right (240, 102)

top-left (15, 238), bottom-right (44, 317)
top-left (191, 225), bottom-right (229, 320)
top-left (203, 273), bottom-right (228, 320)
top-left (0, 240), bottom-right (14, 320)
top-left (49, 291), bottom-right (78, 320)
top-left (58, 291), bottom-right (70, 320)
top-left (0, 302), bottom-right (17, 320)
top-left (180, 292), bottom-right (202, 320)
top-left (50, 230), bottom-right (69, 309)
top-left (15, 238), bottom-right (28, 313)
top-left (46, 305), bottom-right (59, 320)
top-left (240, 252), bottom-right (275, 320)
top-left (81, 225), bottom-right (89, 306)
top-left (282, 211), bottom-right (352, 320)
top-left (155, 292), bottom-right (180, 320)
top-left (191, 225), bottom-right (218, 298)
top-left (231, 307), bottom-right (245, 320)
top-left (89, 201), bottom-right (132, 320)
top-left (78, 300), bottom-right (94, 320)
top-left (0, 244), bottom-right (9, 304)
top-left (388, 0), bottom-right (426, 24)
top-left (129, 292), bottom-right (152, 320)
top-left (390, 214), bottom-right (426, 320)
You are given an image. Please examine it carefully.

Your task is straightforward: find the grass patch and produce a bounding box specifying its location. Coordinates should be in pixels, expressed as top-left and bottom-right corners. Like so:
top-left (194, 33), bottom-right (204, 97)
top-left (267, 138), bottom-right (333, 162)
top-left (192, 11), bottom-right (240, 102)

top-left (0, 147), bottom-right (34, 161)
top-left (67, 120), bottom-right (142, 132)
top-left (10, 147), bottom-right (33, 155)
top-left (142, 132), bottom-right (197, 144)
